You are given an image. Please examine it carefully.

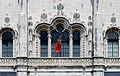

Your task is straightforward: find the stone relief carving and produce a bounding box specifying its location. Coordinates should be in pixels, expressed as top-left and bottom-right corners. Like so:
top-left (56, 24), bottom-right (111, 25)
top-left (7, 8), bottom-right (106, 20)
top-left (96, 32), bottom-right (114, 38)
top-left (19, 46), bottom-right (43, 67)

top-left (41, 13), bottom-right (47, 19)
top-left (73, 13), bottom-right (80, 20)
top-left (57, 3), bottom-right (64, 11)
top-left (111, 13), bottom-right (116, 23)
top-left (28, 16), bottom-right (33, 57)
top-left (4, 14), bottom-right (10, 26)
top-left (41, 13), bottom-right (47, 22)
top-left (73, 9), bottom-right (80, 22)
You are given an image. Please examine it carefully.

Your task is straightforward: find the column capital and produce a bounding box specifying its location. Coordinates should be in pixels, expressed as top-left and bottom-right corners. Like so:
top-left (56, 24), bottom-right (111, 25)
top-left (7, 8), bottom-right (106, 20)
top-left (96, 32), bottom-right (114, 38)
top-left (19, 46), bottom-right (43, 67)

top-left (47, 34), bottom-right (51, 38)
top-left (69, 34), bottom-right (73, 38)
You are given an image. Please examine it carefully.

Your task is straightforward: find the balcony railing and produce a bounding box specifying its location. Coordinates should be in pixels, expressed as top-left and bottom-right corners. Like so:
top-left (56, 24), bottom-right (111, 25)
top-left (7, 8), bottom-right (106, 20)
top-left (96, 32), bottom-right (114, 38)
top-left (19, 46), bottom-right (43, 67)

top-left (0, 58), bottom-right (120, 67)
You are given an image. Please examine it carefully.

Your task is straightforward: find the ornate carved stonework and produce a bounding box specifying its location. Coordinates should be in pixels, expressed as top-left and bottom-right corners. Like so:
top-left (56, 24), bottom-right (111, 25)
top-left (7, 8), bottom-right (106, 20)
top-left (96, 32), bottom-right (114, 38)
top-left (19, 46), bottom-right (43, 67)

top-left (4, 14), bottom-right (10, 26)
top-left (0, 58), bottom-right (120, 67)
top-left (111, 13), bottom-right (116, 23)
top-left (57, 3), bottom-right (64, 11)
top-left (41, 13), bottom-right (47, 22)
top-left (5, 17), bottom-right (10, 23)
top-left (73, 13), bottom-right (80, 20)
top-left (41, 13), bottom-right (47, 19)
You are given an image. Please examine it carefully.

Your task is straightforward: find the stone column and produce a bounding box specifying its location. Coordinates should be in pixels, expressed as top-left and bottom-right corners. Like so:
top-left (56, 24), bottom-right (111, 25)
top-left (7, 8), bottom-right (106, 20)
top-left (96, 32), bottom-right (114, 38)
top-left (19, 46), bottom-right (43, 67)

top-left (48, 34), bottom-right (51, 57)
top-left (17, 70), bottom-right (27, 76)
top-left (93, 71), bottom-right (104, 76)
top-left (104, 38), bottom-right (108, 57)
top-left (18, 0), bottom-right (28, 57)
top-left (118, 37), bottom-right (120, 57)
top-left (0, 37), bottom-right (2, 57)
top-left (17, 65), bottom-right (27, 76)
top-left (13, 37), bottom-right (16, 57)
top-left (69, 33), bottom-right (73, 57)
top-left (80, 35), bottom-right (83, 57)
top-left (36, 34), bottom-right (40, 58)
top-left (18, 72), bottom-right (27, 76)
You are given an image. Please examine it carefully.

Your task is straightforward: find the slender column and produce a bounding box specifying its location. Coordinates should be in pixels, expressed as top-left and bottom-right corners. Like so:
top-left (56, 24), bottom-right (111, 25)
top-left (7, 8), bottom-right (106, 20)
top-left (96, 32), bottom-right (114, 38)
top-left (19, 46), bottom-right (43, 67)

top-left (69, 31), bottom-right (73, 57)
top-left (118, 37), bottom-right (120, 57)
top-left (80, 35), bottom-right (83, 57)
top-left (105, 38), bottom-right (108, 57)
top-left (0, 37), bottom-right (2, 58)
top-left (13, 37), bottom-right (16, 57)
top-left (48, 33), bottom-right (51, 57)
top-left (36, 34), bottom-right (40, 58)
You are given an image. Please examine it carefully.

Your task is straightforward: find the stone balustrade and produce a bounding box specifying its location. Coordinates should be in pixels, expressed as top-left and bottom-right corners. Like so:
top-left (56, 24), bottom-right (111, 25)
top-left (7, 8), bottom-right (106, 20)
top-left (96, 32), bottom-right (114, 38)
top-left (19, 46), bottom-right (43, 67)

top-left (0, 58), bottom-right (120, 67)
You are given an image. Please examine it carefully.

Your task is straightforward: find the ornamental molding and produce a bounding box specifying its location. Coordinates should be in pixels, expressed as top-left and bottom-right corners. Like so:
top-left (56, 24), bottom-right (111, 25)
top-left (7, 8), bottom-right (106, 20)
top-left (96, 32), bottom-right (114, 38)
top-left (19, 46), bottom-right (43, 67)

top-left (0, 58), bottom-right (120, 67)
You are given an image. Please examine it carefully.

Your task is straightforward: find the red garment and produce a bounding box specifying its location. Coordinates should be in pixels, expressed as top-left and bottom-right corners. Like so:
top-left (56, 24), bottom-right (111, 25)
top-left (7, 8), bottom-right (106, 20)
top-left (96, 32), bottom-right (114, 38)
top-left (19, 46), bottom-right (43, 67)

top-left (54, 39), bottom-right (61, 53)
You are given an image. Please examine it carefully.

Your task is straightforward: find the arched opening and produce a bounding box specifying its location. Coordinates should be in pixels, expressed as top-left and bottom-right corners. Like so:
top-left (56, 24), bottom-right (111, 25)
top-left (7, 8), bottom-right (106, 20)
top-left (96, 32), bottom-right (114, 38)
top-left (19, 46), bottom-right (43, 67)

top-left (107, 31), bottom-right (119, 57)
top-left (51, 25), bottom-right (69, 57)
top-left (2, 31), bottom-right (13, 57)
top-left (73, 30), bottom-right (80, 57)
top-left (40, 31), bottom-right (48, 57)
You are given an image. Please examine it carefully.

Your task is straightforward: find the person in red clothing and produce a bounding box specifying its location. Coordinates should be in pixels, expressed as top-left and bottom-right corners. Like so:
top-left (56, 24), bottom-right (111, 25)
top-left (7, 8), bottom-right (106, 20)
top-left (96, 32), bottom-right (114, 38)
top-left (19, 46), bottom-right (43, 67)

top-left (54, 38), bottom-right (61, 53)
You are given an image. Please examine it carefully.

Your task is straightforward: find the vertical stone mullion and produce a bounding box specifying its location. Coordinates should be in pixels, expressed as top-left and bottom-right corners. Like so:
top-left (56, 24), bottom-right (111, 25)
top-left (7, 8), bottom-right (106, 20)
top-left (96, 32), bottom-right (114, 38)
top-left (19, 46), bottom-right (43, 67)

top-left (69, 34), bottom-right (73, 57)
top-left (0, 37), bottom-right (2, 58)
top-left (48, 34), bottom-right (51, 57)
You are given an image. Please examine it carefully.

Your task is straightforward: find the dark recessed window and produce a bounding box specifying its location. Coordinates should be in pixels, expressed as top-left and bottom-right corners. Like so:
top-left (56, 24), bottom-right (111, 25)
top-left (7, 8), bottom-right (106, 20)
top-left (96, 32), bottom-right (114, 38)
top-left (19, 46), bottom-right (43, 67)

top-left (107, 31), bottom-right (119, 57)
top-left (40, 31), bottom-right (48, 57)
top-left (73, 31), bottom-right (80, 57)
top-left (51, 25), bottom-right (69, 57)
top-left (2, 31), bottom-right (13, 57)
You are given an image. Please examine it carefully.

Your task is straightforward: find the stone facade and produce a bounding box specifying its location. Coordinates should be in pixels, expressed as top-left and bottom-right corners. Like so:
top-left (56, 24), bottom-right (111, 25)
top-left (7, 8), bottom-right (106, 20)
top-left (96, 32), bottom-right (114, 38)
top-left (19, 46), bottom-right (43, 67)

top-left (0, 0), bottom-right (120, 76)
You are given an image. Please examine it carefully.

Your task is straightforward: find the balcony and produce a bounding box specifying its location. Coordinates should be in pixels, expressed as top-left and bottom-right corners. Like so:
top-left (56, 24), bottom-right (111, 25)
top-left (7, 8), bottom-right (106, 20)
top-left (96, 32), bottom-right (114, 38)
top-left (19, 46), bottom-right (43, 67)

top-left (0, 58), bottom-right (120, 67)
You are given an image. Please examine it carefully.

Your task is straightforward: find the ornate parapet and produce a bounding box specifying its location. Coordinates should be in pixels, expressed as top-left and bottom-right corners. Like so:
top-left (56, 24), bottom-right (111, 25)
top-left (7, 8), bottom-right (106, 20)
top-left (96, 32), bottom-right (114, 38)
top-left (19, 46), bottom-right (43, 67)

top-left (104, 58), bottom-right (120, 66)
top-left (28, 58), bottom-right (92, 67)
top-left (0, 58), bottom-right (16, 66)
top-left (0, 58), bottom-right (120, 67)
